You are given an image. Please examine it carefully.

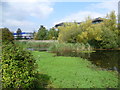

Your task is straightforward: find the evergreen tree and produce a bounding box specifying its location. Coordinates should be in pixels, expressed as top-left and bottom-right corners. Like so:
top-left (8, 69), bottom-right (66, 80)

top-left (16, 28), bottom-right (22, 40)
top-left (36, 25), bottom-right (48, 40)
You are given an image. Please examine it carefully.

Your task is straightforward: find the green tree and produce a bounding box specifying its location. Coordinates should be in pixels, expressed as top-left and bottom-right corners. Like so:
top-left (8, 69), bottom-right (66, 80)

top-left (47, 28), bottom-right (58, 40)
top-left (16, 28), bottom-right (22, 40)
top-left (0, 28), bottom-right (14, 43)
top-left (100, 27), bottom-right (118, 49)
top-left (104, 11), bottom-right (117, 31)
top-left (35, 25), bottom-right (48, 40)
top-left (58, 22), bottom-right (82, 43)
top-left (58, 11), bottom-right (119, 49)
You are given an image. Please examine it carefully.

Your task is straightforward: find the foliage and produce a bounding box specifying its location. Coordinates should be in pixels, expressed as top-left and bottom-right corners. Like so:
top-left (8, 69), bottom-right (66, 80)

top-left (104, 11), bottom-right (117, 31)
top-left (0, 28), bottom-right (14, 43)
top-left (100, 27), bottom-right (118, 49)
top-left (58, 11), bottom-right (119, 49)
top-left (58, 22), bottom-right (82, 43)
top-left (16, 28), bottom-right (22, 40)
top-left (15, 41), bottom-right (55, 51)
top-left (14, 41), bottom-right (28, 49)
top-left (35, 25), bottom-right (48, 40)
top-left (48, 42), bottom-right (93, 55)
top-left (33, 32), bottom-right (38, 40)
top-left (33, 51), bottom-right (118, 88)
top-left (2, 43), bottom-right (37, 88)
top-left (47, 28), bottom-right (58, 40)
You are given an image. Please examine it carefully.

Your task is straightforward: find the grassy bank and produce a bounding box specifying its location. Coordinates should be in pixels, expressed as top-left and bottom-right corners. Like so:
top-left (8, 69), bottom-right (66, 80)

top-left (32, 51), bottom-right (118, 88)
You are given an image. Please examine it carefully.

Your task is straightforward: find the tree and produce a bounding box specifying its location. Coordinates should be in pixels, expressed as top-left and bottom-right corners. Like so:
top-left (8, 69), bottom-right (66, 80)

top-left (35, 25), bottom-right (48, 40)
top-left (58, 22), bottom-right (82, 43)
top-left (104, 11), bottom-right (117, 31)
top-left (34, 32), bottom-right (38, 40)
top-left (100, 27), bottom-right (118, 49)
top-left (16, 28), bottom-right (22, 40)
top-left (0, 28), bottom-right (14, 43)
top-left (47, 28), bottom-right (58, 40)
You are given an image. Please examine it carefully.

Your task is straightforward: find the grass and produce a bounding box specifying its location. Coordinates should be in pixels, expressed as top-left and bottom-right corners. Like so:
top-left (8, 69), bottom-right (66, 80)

top-left (48, 42), bottom-right (93, 53)
top-left (32, 51), bottom-right (118, 88)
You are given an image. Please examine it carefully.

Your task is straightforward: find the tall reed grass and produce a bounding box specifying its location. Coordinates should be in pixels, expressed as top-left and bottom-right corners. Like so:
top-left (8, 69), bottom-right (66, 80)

top-left (15, 41), bottom-right (93, 56)
top-left (48, 42), bottom-right (93, 56)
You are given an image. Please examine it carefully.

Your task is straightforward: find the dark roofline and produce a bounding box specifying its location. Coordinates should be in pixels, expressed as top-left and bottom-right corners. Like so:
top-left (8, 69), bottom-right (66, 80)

top-left (55, 22), bottom-right (81, 28)
top-left (55, 17), bottom-right (104, 28)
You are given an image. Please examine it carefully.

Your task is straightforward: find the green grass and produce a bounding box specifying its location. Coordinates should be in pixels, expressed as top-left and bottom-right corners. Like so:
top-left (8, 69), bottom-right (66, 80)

top-left (32, 51), bottom-right (118, 88)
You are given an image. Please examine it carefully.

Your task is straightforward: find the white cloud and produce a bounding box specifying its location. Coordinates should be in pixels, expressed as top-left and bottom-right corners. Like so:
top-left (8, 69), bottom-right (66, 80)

top-left (54, 11), bottom-right (104, 25)
top-left (3, 2), bottom-right (54, 19)
top-left (89, 0), bottom-right (119, 13)
top-left (2, 1), bottom-right (54, 31)
top-left (2, 19), bottom-right (36, 32)
top-left (3, 19), bottom-right (34, 27)
top-left (54, 0), bottom-right (119, 25)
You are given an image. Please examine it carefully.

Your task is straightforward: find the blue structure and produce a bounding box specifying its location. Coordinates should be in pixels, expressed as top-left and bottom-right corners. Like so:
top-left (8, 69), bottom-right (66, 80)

top-left (13, 32), bottom-right (34, 39)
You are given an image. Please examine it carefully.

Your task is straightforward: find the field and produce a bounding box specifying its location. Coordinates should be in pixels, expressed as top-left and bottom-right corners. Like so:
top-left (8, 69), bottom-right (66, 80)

top-left (32, 51), bottom-right (118, 88)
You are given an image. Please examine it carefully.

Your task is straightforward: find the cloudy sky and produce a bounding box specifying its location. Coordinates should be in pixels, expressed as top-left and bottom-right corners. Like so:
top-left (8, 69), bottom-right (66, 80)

top-left (0, 0), bottom-right (119, 32)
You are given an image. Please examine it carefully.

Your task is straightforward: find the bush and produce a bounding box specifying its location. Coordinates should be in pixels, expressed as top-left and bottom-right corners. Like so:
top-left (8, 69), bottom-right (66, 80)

top-left (2, 43), bottom-right (37, 88)
top-left (0, 28), bottom-right (14, 43)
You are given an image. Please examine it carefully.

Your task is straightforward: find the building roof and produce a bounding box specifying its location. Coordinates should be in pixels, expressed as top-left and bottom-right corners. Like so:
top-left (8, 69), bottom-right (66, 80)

top-left (55, 22), bottom-right (81, 28)
top-left (54, 17), bottom-right (103, 28)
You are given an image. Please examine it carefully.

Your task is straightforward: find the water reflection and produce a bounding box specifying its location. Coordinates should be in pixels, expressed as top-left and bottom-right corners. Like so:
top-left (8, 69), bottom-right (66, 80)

top-left (56, 50), bottom-right (120, 73)
top-left (88, 50), bottom-right (119, 72)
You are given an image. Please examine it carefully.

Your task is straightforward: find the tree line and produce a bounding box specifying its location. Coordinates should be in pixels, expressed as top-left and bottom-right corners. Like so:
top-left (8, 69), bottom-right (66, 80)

top-left (1, 11), bottom-right (120, 49)
top-left (34, 25), bottom-right (59, 40)
top-left (58, 11), bottom-right (120, 49)
top-left (14, 26), bottom-right (59, 40)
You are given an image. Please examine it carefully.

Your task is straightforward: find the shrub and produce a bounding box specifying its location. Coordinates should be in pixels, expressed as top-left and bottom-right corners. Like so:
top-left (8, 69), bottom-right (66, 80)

top-left (2, 43), bottom-right (37, 88)
top-left (0, 28), bottom-right (14, 43)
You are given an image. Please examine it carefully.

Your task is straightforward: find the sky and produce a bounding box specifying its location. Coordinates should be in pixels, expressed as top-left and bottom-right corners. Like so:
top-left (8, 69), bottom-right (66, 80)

top-left (0, 0), bottom-right (119, 32)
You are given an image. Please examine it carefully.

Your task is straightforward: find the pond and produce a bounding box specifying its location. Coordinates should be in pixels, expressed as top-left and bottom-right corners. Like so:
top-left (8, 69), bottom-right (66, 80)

top-left (56, 50), bottom-right (120, 73)
top-left (28, 48), bottom-right (120, 73)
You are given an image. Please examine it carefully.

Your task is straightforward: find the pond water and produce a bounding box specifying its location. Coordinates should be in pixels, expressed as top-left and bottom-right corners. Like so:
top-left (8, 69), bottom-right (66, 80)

top-left (56, 50), bottom-right (120, 73)
top-left (28, 48), bottom-right (120, 73)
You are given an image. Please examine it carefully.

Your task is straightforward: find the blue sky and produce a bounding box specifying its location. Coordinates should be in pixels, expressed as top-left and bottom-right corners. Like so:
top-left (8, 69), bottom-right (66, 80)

top-left (0, 0), bottom-right (119, 32)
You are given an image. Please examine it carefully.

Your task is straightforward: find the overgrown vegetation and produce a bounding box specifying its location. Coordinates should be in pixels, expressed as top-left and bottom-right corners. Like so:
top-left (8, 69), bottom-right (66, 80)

top-left (15, 41), bottom-right (93, 54)
top-left (15, 41), bottom-right (54, 51)
top-left (48, 42), bottom-right (93, 56)
top-left (2, 43), bottom-right (37, 88)
top-left (1, 28), bottom-right (50, 88)
top-left (58, 11), bottom-right (120, 49)
top-left (33, 51), bottom-right (118, 88)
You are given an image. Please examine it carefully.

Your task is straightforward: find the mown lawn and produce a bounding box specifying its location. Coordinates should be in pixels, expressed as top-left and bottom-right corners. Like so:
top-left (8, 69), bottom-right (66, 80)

top-left (32, 51), bottom-right (118, 88)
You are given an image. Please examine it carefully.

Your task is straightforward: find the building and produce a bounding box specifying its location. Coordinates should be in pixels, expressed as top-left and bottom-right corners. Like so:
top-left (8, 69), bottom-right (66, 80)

top-left (13, 32), bottom-right (34, 39)
top-left (54, 17), bottom-right (103, 28)
top-left (92, 17), bottom-right (103, 24)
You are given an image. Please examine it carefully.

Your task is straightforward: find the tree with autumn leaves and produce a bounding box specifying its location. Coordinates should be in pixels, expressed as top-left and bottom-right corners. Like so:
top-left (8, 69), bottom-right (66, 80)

top-left (58, 11), bottom-right (119, 49)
